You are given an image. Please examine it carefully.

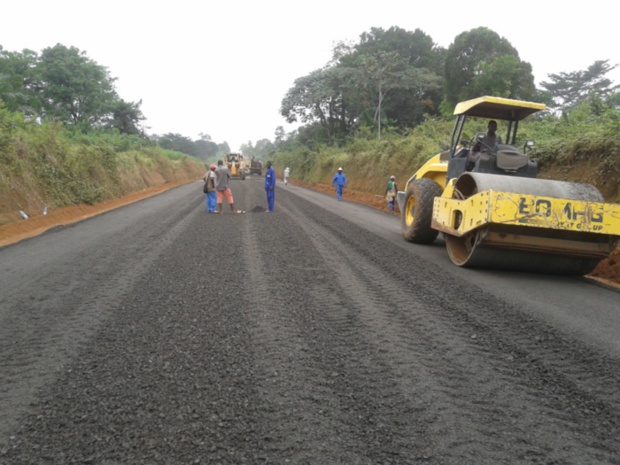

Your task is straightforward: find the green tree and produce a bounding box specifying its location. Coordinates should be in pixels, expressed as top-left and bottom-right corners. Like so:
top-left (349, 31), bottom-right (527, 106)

top-left (240, 138), bottom-right (275, 159)
top-left (274, 126), bottom-right (286, 144)
top-left (194, 133), bottom-right (219, 161)
top-left (443, 27), bottom-right (535, 111)
top-left (342, 27), bottom-right (444, 131)
top-left (156, 133), bottom-right (198, 156)
top-left (217, 141), bottom-right (230, 155)
top-left (356, 26), bottom-right (443, 71)
top-left (280, 66), bottom-right (354, 144)
top-left (0, 47), bottom-right (41, 116)
top-left (107, 98), bottom-right (144, 135)
top-left (353, 50), bottom-right (442, 138)
top-left (281, 26), bottom-right (445, 144)
top-left (35, 44), bottom-right (118, 127)
top-left (540, 60), bottom-right (619, 113)
top-left (471, 55), bottom-right (536, 99)
top-left (1, 44), bottom-right (145, 135)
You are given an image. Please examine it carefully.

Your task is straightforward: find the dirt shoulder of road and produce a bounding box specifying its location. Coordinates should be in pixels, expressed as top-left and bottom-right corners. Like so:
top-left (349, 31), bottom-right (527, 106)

top-left (1, 178), bottom-right (618, 288)
top-left (0, 180), bottom-right (196, 248)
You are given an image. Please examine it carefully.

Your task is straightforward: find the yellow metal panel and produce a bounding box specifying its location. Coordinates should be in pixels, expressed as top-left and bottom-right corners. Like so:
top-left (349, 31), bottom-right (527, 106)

top-left (432, 190), bottom-right (620, 236)
top-left (407, 153), bottom-right (448, 187)
top-left (432, 191), bottom-right (492, 236)
top-left (488, 191), bottom-right (620, 234)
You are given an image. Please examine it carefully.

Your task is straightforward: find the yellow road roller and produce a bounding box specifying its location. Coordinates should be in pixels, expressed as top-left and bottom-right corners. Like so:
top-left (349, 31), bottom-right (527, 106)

top-left (226, 153), bottom-right (247, 180)
top-left (397, 96), bottom-right (620, 275)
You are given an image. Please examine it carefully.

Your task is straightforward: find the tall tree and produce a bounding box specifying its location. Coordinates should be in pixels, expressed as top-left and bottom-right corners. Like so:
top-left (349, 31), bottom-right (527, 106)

top-left (540, 60), bottom-right (619, 113)
top-left (280, 66), bottom-right (354, 144)
top-left (240, 138), bottom-right (274, 159)
top-left (281, 26), bottom-right (445, 144)
top-left (352, 50), bottom-right (442, 137)
top-left (156, 133), bottom-right (198, 156)
top-left (471, 55), bottom-right (536, 99)
top-left (443, 27), bottom-right (535, 111)
top-left (0, 47), bottom-right (41, 116)
top-left (355, 26), bottom-right (444, 76)
top-left (344, 27), bottom-right (445, 130)
top-left (35, 44), bottom-right (118, 127)
top-left (353, 50), bottom-right (438, 137)
top-left (194, 133), bottom-right (219, 161)
top-left (1, 45), bottom-right (145, 135)
top-left (107, 98), bottom-right (144, 135)
top-left (274, 126), bottom-right (286, 144)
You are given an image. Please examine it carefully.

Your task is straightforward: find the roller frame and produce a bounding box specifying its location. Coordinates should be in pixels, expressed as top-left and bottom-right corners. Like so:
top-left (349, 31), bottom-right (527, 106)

top-left (432, 190), bottom-right (620, 259)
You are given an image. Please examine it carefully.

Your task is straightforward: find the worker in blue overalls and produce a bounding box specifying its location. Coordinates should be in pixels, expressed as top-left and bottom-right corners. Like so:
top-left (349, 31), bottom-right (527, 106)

top-left (332, 167), bottom-right (347, 200)
top-left (264, 161), bottom-right (276, 212)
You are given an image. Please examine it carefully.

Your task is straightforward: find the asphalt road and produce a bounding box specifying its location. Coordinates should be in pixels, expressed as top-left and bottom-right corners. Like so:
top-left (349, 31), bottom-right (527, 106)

top-left (1, 177), bottom-right (619, 464)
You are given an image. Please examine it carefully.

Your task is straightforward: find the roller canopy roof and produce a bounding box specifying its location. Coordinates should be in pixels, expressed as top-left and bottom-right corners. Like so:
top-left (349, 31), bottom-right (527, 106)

top-left (454, 96), bottom-right (546, 121)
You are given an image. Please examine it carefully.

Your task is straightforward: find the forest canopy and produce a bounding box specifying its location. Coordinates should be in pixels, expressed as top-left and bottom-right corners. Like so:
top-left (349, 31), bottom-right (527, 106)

top-left (1, 26), bottom-right (618, 159)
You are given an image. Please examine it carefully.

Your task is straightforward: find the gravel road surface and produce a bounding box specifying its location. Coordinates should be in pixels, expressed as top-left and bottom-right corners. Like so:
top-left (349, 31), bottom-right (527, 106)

top-left (1, 178), bottom-right (619, 464)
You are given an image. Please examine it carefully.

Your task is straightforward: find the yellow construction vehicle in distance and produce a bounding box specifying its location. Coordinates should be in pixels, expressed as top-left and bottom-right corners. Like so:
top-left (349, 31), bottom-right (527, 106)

top-left (226, 153), bottom-right (246, 180)
top-left (397, 96), bottom-right (620, 275)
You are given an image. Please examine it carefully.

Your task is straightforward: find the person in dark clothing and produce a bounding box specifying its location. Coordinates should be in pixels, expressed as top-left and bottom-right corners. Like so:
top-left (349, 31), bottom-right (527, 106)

top-left (215, 160), bottom-right (243, 214)
top-left (204, 164), bottom-right (217, 212)
top-left (473, 120), bottom-right (502, 153)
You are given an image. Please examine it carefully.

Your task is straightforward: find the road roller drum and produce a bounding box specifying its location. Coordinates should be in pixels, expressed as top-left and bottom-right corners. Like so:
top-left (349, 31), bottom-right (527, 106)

top-left (432, 173), bottom-right (620, 275)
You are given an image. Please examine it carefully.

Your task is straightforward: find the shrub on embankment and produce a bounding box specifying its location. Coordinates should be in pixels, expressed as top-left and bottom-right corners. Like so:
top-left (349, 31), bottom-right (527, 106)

top-left (273, 101), bottom-right (619, 204)
top-left (0, 107), bottom-right (205, 226)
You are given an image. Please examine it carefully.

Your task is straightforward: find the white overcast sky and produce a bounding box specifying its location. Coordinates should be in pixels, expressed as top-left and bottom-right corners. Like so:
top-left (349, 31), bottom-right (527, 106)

top-left (3, 0), bottom-right (619, 151)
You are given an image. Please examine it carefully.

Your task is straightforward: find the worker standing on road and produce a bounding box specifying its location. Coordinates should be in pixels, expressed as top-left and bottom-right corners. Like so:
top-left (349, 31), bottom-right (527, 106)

top-left (283, 167), bottom-right (290, 185)
top-left (204, 164), bottom-right (217, 213)
top-left (215, 160), bottom-right (242, 214)
top-left (264, 161), bottom-right (276, 212)
top-left (385, 175), bottom-right (398, 212)
top-left (332, 167), bottom-right (347, 201)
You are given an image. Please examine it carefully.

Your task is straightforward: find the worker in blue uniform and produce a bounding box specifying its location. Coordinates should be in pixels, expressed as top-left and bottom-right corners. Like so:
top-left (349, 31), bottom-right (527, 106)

top-left (332, 167), bottom-right (347, 200)
top-left (264, 161), bottom-right (276, 212)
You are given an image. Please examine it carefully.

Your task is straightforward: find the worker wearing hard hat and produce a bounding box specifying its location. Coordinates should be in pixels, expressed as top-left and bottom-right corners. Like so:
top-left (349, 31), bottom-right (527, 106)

top-left (385, 175), bottom-right (398, 212)
top-left (331, 167), bottom-right (347, 201)
top-left (203, 164), bottom-right (217, 213)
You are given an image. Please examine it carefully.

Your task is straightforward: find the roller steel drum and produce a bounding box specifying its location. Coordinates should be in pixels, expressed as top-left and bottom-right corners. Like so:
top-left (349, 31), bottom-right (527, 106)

top-left (444, 173), bottom-right (613, 275)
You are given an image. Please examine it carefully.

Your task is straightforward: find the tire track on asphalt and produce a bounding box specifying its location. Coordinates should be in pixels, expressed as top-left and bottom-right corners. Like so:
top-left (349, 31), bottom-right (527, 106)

top-left (280, 197), bottom-right (620, 464)
top-left (2, 181), bottom-right (618, 464)
top-left (0, 197), bottom-right (262, 463)
top-left (0, 185), bottom-right (203, 448)
top-left (244, 199), bottom-right (437, 463)
top-left (240, 208), bottom-right (381, 464)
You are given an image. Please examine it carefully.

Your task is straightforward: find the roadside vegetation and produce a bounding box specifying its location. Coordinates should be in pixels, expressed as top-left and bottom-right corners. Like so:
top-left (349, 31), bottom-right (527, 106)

top-left (272, 96), bottom-right (620, 204)
top-left (244, 27), bottom-right (618, 204)
top-left (0, 106), bottom-right (205, 226)
top-left (1, 26), bottom-right (618, 228)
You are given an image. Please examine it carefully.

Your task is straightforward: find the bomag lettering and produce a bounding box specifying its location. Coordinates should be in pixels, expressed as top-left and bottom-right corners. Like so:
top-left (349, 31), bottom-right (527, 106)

top-left (519, 198), bottom-right (605, 223)
top-left (562, 202), bottom-right (604, 223)
top-left (518, 198), bottom-right (553, 217)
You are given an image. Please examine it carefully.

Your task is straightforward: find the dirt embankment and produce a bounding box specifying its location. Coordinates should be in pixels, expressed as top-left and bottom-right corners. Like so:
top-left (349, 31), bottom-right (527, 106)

top-left (1, 178), bottom-right (618, 287)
